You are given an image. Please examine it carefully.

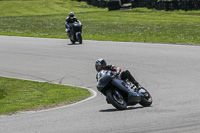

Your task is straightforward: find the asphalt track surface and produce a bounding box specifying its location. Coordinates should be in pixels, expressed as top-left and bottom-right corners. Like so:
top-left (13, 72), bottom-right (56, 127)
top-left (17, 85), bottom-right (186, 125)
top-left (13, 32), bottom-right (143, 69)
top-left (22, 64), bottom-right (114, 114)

top-left (0, 36), bottom-right (200, 133)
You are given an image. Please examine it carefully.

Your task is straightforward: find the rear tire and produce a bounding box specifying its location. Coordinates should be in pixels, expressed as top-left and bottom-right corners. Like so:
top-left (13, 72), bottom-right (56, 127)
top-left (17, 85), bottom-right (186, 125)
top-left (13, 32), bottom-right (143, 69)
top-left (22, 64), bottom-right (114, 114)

top-left (106, 90), bottom-right (127, 110)
top-left (139, 88), bottom-right (153, 107)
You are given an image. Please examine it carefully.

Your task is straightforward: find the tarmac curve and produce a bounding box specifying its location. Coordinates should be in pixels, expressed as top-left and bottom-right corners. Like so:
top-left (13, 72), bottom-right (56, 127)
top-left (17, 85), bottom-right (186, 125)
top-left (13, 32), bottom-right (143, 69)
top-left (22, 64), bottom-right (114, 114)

top-left (0, 36), bottom-right (200, 133)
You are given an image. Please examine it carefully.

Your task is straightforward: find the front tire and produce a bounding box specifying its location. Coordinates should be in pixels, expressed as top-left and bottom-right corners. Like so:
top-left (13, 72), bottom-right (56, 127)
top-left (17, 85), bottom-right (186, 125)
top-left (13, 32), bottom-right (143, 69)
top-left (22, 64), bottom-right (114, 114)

top-left (106, 90), bottom-right (127, 110)
top-left (70, 37), bottom-right (75, 44)
top-left (78, 33), bottom-right (82, 44)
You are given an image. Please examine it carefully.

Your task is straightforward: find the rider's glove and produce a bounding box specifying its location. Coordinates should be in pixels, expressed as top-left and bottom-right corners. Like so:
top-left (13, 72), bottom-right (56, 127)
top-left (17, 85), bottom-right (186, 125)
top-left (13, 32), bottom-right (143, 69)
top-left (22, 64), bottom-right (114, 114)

top-left (116, 67), bottom-right (121, 75)
top-left (137, 84), bottom-right (142, 89)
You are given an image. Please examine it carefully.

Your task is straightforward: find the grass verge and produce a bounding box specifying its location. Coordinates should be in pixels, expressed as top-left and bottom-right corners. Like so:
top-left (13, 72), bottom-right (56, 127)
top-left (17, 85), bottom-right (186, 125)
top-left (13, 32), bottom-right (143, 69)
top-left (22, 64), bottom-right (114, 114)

top-left (0, 0), bottom-right (200, 44)
top-left (0, 76), bottom-right (90, 115)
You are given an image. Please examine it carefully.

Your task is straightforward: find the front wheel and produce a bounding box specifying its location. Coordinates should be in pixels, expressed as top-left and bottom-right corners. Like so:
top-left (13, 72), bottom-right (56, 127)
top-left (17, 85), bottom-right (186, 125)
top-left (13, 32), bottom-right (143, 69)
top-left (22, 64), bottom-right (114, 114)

top-left (106, 90), bottom-right (127, 110)
top-left (78, 33), bottom-right (82, 44)
top-left (139, 88), bottom-right (153, 107)
top-left (70, 37), bottom-right (75, 44)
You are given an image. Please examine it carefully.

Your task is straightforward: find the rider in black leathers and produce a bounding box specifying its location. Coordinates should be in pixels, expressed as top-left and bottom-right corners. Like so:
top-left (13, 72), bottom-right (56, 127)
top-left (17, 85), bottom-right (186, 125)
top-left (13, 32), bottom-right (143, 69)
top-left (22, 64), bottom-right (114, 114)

top-left (65, 12), bottom-right (82, 37)
top-left (95, 58), bottom-right (142, 89)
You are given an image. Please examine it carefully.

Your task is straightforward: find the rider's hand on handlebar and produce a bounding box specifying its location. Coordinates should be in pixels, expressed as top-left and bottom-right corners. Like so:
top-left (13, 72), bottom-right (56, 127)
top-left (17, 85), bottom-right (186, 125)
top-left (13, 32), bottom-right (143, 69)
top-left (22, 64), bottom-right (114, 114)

top-left (116, 67), bottom-right (121, 75)
top-left (137, 84), bottom-right (142, 90)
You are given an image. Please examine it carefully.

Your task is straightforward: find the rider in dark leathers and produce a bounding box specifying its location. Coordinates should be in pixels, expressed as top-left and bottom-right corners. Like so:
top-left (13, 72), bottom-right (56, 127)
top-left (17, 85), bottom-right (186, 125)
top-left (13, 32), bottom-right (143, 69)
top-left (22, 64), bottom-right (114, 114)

top-left (65, 12), bottom-right (82, 37)
top-left (95, 58), bottom-right (142, 89)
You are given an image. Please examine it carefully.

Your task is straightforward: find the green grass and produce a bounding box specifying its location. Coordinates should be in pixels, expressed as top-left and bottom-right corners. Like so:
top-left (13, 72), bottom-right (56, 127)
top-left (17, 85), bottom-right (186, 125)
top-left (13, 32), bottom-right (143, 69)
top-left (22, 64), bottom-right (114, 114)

top-left (0, 76), bottom-right (90, 115)
top-left (0, 0), bottom-right (102, 16)
top-left (0, 0), bottom-right (200, 44)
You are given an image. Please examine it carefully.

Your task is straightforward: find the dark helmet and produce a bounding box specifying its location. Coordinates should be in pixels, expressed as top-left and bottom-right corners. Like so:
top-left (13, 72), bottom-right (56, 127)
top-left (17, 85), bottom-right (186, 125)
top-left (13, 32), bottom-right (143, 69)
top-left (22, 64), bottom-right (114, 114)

top-left (69, 12), bottom-right (74, 19)
top-left (95, 59), bottom-right (107, 72)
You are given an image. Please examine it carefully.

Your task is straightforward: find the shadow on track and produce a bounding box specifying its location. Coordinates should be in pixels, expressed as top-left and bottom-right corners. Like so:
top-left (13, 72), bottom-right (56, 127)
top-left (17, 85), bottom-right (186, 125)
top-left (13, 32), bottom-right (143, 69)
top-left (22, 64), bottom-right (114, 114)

top-left (99, 106), bottom-right (144, 112)
top-left (68, 43), bottom-right (83, 46)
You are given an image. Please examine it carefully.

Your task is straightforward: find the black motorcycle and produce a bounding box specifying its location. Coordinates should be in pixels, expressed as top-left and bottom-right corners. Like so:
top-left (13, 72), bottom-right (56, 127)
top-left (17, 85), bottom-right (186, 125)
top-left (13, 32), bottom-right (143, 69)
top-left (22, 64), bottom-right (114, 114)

top-left (69, 22), bottom-right (82, 44)
top-left (96, 70), bottom-right (153, 110)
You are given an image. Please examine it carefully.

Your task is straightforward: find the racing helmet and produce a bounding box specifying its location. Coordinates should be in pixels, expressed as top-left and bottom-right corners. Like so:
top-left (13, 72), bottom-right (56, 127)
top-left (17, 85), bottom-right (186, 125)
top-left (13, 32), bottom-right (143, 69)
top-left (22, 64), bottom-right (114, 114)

top-left (69, 12), bottom-right (74, 19)
top-left (95, 59), bottom-right (107, 72)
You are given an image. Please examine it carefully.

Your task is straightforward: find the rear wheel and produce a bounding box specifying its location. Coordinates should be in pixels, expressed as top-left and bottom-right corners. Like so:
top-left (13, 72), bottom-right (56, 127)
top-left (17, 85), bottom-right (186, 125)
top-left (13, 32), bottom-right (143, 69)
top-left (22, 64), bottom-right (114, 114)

top-left (106, 90), bottom-right (127, 110)
top-left (139, 88), bottom-right (153, 107)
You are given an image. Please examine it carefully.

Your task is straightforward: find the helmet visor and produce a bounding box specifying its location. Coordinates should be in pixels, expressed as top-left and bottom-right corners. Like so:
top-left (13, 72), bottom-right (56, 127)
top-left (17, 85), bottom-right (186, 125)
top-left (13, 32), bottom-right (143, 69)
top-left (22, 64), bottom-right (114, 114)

top-left (96, 65), bottom-right (102, 72)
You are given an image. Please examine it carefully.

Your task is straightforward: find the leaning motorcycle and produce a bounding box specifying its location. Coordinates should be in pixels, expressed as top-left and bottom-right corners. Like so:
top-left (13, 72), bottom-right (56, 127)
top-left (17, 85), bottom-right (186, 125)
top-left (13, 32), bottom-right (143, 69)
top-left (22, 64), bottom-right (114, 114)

top-left (96, 70), bottom-right (153, 110)
top-left (68, 22), bottom-right (82, 44)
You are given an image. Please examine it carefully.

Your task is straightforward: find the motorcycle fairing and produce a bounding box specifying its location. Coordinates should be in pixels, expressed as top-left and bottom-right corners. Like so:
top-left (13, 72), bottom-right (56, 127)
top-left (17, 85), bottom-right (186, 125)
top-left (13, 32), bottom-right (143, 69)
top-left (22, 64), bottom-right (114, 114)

top-left (96, 74), bottom-right (112, 92)
top-left (111, 78), bottom-right (142, 105)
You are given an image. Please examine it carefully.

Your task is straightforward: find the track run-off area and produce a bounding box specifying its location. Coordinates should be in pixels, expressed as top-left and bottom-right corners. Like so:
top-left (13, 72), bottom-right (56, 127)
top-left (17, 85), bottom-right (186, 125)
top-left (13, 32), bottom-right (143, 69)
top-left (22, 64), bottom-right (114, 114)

top-left (0, 36), bottom-right (200, 133)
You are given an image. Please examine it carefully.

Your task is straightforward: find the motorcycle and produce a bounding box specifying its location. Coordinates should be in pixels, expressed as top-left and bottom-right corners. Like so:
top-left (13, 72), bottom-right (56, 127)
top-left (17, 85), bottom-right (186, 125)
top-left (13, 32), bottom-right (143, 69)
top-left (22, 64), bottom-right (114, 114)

top-left (96, 70), bottom-right (152, 110)
top-left (68, 22), bottom-right (82, 44)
